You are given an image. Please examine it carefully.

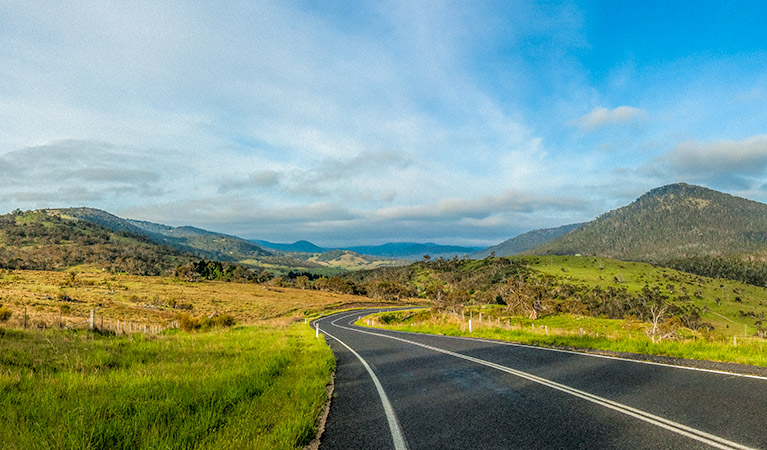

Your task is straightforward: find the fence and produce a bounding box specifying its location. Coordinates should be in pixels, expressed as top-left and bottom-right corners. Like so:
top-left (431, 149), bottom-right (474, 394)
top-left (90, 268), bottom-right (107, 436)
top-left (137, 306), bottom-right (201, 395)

top-left (3, 305), bottom-right (178, 335)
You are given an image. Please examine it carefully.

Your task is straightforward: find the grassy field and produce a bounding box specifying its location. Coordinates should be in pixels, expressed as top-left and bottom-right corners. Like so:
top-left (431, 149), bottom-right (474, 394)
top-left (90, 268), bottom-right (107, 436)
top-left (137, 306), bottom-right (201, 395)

top-left (0, 321), bottom-right (334, 450)
top-left (528, 255), bottom-right (766, 336)
top-left (362, 308), bottom-right (767, 369)
top-left (0, 268), bottom-right (396, 330)
top-left (0, 268), bottom-right (408, 450)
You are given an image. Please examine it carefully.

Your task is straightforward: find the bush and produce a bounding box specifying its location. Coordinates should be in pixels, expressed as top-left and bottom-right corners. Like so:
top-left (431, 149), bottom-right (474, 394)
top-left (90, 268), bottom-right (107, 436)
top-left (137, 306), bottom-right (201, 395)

top-left (213, 314), bottom-right (236, 328)
top-left (178, 313), bottom-right (201, 332)
top-left (0, 307), bottom-right (12, 323)
top-left (178, 313), bottom-right (237, 332)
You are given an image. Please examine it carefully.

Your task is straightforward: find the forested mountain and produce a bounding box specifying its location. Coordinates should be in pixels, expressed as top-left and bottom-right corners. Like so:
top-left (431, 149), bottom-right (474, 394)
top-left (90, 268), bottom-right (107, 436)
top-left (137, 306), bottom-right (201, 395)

top-left (472, 223), bottom-right (583, 258)
top-left (530, 183), bottom-right (767, 262)
top-left (0, 209), bottom-right (193, 274)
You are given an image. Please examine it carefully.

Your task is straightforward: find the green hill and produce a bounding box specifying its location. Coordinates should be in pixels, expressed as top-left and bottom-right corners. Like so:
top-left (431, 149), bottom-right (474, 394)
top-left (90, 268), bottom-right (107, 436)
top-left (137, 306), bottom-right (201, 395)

top-left (54, 208), bottom-right (323, 271)
top-left (530, 183), bottom-right (767, 262)
top-left (0, 209), bottom-right (192, 275)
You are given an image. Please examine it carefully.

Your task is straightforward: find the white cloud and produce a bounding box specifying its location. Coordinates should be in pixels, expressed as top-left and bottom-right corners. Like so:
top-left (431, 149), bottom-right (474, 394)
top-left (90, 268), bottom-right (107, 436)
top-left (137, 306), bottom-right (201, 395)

top-left (650, 135), bottom-right (767, 189)
top-left (571, 106), bottom-right (647, 131)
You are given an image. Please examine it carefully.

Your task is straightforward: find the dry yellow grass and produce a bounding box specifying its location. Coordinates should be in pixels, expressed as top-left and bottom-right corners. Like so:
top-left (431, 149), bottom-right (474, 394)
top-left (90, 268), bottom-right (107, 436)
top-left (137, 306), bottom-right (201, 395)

top-left (0, 268), bottom-right (397, 330)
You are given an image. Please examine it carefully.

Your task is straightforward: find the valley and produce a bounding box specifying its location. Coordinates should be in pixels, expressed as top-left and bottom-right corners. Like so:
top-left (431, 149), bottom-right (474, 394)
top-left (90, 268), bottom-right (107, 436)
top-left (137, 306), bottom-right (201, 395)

top-left (4, 183), bottom-right (767, 449)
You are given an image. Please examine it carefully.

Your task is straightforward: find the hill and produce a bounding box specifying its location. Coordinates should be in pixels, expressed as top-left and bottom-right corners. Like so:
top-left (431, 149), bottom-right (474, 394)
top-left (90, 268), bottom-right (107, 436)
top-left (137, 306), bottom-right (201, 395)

top-left (53, 208), bottom-right (324, 271)
top-left (530, 183), bottom-right (767, 263)
top-left (49, 208), bottom-right (398, 273)
top-left (0, 209), bottom-right (192, 274)
top-left (57, 208), bottom-right (274, 261)
top-left (472, 223), bottom-right (583, 258)
top-left (253, 239), bottom-right (326, 253)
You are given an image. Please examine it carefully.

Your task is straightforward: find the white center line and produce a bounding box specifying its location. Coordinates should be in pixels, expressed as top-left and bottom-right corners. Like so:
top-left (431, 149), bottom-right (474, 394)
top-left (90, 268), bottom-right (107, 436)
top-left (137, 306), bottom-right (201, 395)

top-left (319, 315), bottom-right (409, 450)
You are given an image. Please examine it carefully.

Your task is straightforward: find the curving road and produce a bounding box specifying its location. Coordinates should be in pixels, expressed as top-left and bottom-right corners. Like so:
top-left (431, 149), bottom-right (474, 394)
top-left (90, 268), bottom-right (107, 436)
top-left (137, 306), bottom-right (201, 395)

top-left (314, 309), bottom-right (767, 450)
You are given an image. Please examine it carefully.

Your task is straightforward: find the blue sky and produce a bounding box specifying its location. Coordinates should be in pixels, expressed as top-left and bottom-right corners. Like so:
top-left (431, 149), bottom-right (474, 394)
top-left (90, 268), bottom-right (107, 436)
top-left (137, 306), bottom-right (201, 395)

top-left (1, 1), bottom-right (767, 247)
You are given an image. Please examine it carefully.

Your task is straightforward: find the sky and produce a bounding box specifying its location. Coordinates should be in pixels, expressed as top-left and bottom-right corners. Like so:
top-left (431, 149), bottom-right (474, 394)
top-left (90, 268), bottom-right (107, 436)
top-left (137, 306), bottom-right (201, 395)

top-left (2, 1), bottom-right (767, 247)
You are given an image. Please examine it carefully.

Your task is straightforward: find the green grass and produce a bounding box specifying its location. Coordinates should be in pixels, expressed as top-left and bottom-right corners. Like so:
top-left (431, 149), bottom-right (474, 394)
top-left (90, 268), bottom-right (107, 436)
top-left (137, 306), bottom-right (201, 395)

top-left (363, 309), bottom-right (767, 369)
top-left (0, 322), bottom-right (334, 450)
top-left (527, 255), bottom-right (767, 336)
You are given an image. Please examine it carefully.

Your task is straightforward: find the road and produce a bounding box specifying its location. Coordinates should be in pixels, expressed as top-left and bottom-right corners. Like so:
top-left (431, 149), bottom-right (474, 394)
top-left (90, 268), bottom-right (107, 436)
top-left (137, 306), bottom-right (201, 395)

top-left (314, 309), bottom-right (767, 450)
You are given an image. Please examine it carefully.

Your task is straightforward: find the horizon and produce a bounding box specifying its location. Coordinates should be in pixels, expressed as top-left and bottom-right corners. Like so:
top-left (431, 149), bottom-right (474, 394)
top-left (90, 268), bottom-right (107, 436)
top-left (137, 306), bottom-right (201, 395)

top-left (2, 2), bottom-right (767, 247)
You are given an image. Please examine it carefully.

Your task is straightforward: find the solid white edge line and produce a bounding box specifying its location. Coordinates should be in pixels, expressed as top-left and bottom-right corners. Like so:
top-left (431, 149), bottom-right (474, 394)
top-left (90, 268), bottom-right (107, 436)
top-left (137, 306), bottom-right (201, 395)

top-left (316, 316), bottom-right (409, 450)
top-left (330, 311), bottom-right (757, 450)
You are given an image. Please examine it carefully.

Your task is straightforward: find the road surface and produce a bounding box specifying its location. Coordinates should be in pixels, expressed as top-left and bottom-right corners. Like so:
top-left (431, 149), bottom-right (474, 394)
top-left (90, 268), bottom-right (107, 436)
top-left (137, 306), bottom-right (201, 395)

top-left (314, 309), bottom-right (767, 450)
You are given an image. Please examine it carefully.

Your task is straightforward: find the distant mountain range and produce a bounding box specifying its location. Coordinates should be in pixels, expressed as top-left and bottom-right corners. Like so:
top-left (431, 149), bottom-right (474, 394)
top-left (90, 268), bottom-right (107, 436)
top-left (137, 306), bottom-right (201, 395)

top-left (4, 183), bottom-right (767, 276)
top-left (253, 240), bottom-right (482, 260)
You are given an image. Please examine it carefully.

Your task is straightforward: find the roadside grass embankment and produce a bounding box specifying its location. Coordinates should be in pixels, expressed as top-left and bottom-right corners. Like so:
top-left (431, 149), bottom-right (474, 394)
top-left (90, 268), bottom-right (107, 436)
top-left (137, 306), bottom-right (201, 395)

top-left (360, 309), bottom-right (767, 369)
top-left (0, 321), bottom-right (334, 450)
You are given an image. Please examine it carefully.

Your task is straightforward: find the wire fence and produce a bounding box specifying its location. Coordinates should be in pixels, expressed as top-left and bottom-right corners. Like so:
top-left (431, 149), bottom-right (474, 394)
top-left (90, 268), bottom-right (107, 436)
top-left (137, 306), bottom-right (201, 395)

top-left (2, 305), bottom-right (178, 335)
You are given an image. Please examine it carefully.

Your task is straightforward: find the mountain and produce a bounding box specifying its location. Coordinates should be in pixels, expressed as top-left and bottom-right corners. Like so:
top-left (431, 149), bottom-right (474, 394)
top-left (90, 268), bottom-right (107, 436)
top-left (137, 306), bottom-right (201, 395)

top-left (0, 209), bottom-right (193, 274)
top-left (344, 242), bottom-right (481, 260)
top-left (530, 183), bottom-right (767, 262)
top-left (56, 208), bottom-right (279, 264)
top-left (471, 223), bottom-right (583, 258)
top-left (253, 239), bottom-right (326, 253)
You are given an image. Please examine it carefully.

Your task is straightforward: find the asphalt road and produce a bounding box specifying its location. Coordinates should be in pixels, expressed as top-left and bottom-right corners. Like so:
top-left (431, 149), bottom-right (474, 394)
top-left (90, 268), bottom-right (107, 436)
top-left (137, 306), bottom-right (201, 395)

top-left (314, 309), bottom-right (767, 450)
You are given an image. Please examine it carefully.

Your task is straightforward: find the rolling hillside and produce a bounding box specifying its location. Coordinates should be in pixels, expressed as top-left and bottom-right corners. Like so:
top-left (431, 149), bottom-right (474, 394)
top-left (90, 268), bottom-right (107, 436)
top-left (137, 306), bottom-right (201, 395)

top-left (47, 208), bottom-right (397, 272)
top-left (54, 208), bottom-right (321, 271)
top-left (530, 183), bottom-right (767, 262)
top-left (0, 209), bottom-right (192, 274)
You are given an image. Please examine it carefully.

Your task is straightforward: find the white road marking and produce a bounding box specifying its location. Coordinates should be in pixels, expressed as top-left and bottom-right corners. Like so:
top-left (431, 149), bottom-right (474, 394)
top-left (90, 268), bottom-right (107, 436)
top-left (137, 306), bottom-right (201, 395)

top-left (328, 311), bottom-right (758, 450)
top-left (317, 317), bottom-right (409, 450)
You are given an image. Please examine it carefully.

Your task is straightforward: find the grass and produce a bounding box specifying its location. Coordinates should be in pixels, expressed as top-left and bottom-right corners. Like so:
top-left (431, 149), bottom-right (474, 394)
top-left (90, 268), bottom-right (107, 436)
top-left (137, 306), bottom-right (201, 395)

top-left (363, 309), bottom-right (767, 369)
top-left (0, 321), bottom-right (334, 450)
top-left (527, 255), bottom-right (767, 336)
top-left (0, 268), bottom-right (395, 330)
top-left (0, 267), bottom-right (410, 449)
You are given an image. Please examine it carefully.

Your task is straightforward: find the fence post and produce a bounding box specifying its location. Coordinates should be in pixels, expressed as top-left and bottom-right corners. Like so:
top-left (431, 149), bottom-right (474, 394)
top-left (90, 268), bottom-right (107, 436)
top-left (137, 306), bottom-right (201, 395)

top-left (89, 309), bottom-right (96, 330)
top-left (469, 319), bottom-right (472, 333)
top-left (24, 305), bottom-right (27, 328)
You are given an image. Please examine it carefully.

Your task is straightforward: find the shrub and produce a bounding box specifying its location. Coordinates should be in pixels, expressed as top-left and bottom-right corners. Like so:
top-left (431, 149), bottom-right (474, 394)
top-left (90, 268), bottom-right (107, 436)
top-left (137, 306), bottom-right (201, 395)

top-left (178, 313), bottom-right (201, 332)
top-left (178, 313), bottom-right (236, 331)
top-left (0, 307), bottom-right (12, 323)
top-left (213, 314), bottom-right (236, 328)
